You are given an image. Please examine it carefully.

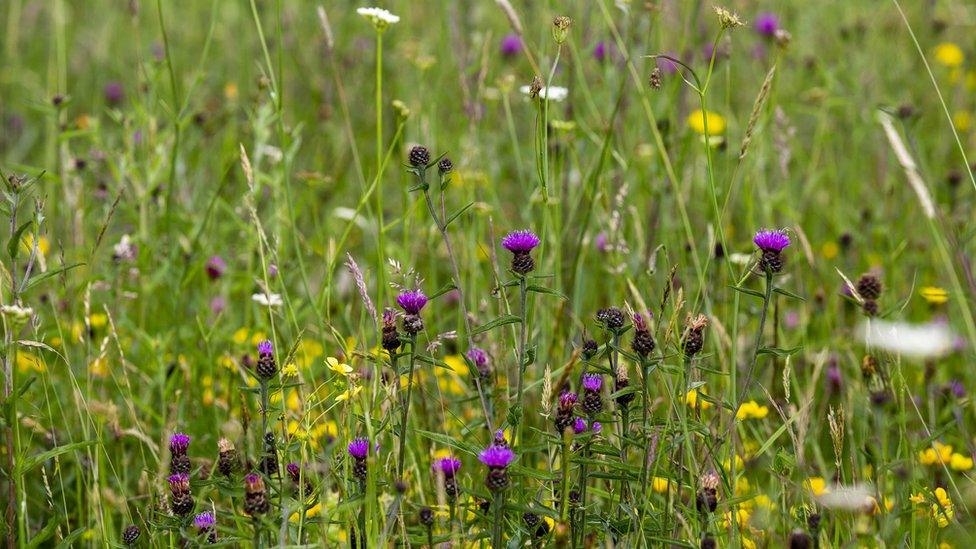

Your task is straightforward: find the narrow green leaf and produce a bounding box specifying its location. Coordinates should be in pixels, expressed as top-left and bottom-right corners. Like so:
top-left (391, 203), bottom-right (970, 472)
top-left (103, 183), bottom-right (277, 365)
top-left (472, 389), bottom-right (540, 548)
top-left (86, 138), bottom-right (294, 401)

top-left (8, 220), bottom-right (32, 259)
top-left (773, 287), bottom-right (806, 301)
top-left (17, 440), bottom-right (97, 475)
top-left (472, 314), bottom-right (521, 335)
top-left (526, 285), bottom-right (567, 299)
top-left (444, 201), bottom-right (475, 228)
top-left (23, 262), bottom-right (85, 292)
top-left (729, 285), bottom-right (764, 299)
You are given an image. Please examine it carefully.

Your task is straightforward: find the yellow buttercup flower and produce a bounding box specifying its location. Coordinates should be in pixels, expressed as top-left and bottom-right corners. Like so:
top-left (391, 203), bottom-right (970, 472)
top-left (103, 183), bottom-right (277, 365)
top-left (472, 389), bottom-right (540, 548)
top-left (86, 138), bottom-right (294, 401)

top-left (687, 109), bottom-right (726, 135)
top-left (289, 502), bottom-right (322, 522)
top-left (232, 328), bottom-right (250, 345)
top-left (336, 385), bottom-right (362, 402)
top-left (327, 357), bottom-right (353, 376)
top-left (949, 452), bottom-right (973, 471)
top-left (918, 442), bottom-right (953, 466)
top-left (920, 286), bottom-right (948, 304)
top-left (804, 476), bottom-right (828, 497)
top-left (684, 388), bottom-right (712, 410)
top-left (736, 400), bottom-right (769, 421)
top-left (89, 313), bottom-right (108, 330)
top-left (934, 42), bottom-right (964, 68)
top-left (651, 477), bottom-right (671, 493)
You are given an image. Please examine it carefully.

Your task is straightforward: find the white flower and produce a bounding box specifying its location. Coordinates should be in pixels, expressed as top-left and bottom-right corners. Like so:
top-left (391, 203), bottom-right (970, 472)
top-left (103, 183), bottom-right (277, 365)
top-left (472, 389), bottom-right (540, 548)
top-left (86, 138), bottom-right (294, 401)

top-left (252, 292), bottom-right (283, 307)
top-left (519, 85), bottom-right (569, 102)
top-left (357, 7), bottom-right (399, 30)
top-left (860, 320), bottom-right (955, 359)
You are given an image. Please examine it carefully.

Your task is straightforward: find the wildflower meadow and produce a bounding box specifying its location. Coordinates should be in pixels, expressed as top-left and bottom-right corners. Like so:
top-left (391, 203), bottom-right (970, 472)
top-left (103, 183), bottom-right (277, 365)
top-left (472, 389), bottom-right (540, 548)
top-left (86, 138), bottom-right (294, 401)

top-left (3, 1), bottom-right (976, 547)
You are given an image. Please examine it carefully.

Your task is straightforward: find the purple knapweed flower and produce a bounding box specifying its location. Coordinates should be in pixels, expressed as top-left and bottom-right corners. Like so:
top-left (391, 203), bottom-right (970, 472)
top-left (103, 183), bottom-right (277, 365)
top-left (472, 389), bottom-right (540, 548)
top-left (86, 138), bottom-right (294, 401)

top-left (559, 391), bottom-right (578, 409)
top-left (501, 34), bottom-right (522, 56)
top-left (826, 363), bottom-right (843, 393)
top-left (169, 433), bottom-right (190, 455)
top-left (347, 437), bottom-right (369, 460)
top-left (434, 457), bottom-right (462, 478)
top-left (193, 511), bottom-right (215, 529)
top-left (104, 81), bottom-right (124, 104)
top-left (244, 473), bottom-right (263, 492)
top-left (206, 255), bottom-right (226, 280)
top-left (591, 422), bottom-right (602, 434)
top-left (286, 462), bottom-right (300, 479)
top-left (948, 380), bottom-right (965, 399)
top-left (257, 340), bottom-right (273, 356)
top-left (753, 230), bottom-right (791, 252)
top-left (478, 445), bottom-right (515, 469)
top-left (168, 473), bottom-right (190, 492)
top-left (467, 347), bottom-right (490, 378)
top-left (754, 12), bottom-right (779, 37)
top-left (502, 230), bottom-right (541, 253)
top-left (396, 290), bottom-right (428, 315)
top-left (582, 373), bottom-right (603, 392)
top-left (593, 41), bottom-right (609, 62)
top-left (210, 296), bottom-right (226, 315)
top-left (573, 417), bottom-right (587, 434)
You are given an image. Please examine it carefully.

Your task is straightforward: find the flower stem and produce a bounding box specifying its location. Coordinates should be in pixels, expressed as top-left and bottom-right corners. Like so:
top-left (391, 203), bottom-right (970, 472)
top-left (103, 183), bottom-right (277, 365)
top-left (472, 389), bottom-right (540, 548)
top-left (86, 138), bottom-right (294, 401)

top-left (491, 490), bottom-right (506, 548)
top-left (396, 334), bottom-right (418, 480)
top-left (512, 277), bottom-right (529, 446)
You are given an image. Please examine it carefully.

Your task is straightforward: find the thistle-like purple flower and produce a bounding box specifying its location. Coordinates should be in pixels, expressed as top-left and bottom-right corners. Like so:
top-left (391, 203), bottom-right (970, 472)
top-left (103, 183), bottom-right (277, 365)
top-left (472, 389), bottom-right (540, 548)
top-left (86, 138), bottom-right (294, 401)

top-left (286, 462), bottom-right (300, 479)
top-left (753, 230), bottom-right (791, 253)
top-left (754, 229), bottom-right (791, 274)
top-left (347, 437), bottom-right (370, 460)
top-left (479, 445), bottom-right (515, 469)
top-left (754, 12), bottom-right (779, 37)
top-left (396, 289), bottom-right (428, 314)
top-left (168, 473), bottom-right (193, 516)
top-left (501, 34), bottom-right (523, 56)
top-left (434, 457), bottom-right (462, 478)
top-left (591, 421), bottom-right (602, 434)
top-left (243, 473), bottom-right (269, 516)
top-left (502, 230), bottom-right (541, 275)
top-left (559, 391), bottom-right (578, 409)
top-left (257, 340), bottom-right (273, 356)
top-left (467, 347), bottom-right (490, 379)
top-left (581, 373), bottom-right (603, 392)
top-left (206, 255), bottom-right (226, 280)
top-left (193, 511), bottom-right (215, 530)
top-left (593, 41), bottom-right (609, 62)
top-left (169, 433), bottom-right (191, 456)
top-left (168, 473), bottom-right (190, 492)
top-left (573, 417), bottom-right (587, 434)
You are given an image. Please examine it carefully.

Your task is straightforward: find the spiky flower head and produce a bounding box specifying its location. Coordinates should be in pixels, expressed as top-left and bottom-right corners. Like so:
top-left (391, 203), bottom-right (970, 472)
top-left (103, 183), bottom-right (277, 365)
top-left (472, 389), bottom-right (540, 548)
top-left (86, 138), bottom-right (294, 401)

top-left (581, 338), bottom-right (598, 359)
top-left (596, 307), bottom-right (626, 330)
top-left (193, 511), bottom-right (215, 530)
top-left (244, 473), bottom-right (265, 493)
top-left (348, 437), bottom-right (370, 460)
top-left (552, 15), bottom-right (572, 45)
top-left (558, 391), bottom-right (578, 410)
top-left (286, 462), bottom-right (300, 479)
top-left (633, 311), bottom-right (650, 332)
top-left (754, 12), bottom-right (779, 36)
top-left (591, 421), bottom-right (602, 434)
top-left (408, 145), bottom-right (430, 168)
top-left (478, 445), bottom-right (515, 469)
top-left (438, 157), bottom-right (453, 174)
top-left (169, 433), bottom-right (191, 455)
top-left (501, 230), bottom-right (541, 253)
top-left (467, 347), bottom-right (488, 368)
top-left (396, 290), bottom-right (428, 315)
top-left (573, 417), bottom-right (587, 434)
top-left (122, 525), bottom-right (141, 545)
top-left (257, 340), bottom-right (273, 356)
top-left (434, 457), bottom-right (462, 477)
top-left (582, 373), bottom-right (603, 392)
top-left (753, 230), bottom-right (791, 253)
top-left (167, 473), bottom-right (190, 494)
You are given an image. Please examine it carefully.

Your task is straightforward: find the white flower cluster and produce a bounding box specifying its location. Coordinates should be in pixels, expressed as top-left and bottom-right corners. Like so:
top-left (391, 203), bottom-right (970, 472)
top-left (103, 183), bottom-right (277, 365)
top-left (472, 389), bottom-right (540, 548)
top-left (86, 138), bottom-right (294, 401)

top-left (519, 85), bottom-right (569, 102)
top-left (357, 7), bottom-right (399, 30)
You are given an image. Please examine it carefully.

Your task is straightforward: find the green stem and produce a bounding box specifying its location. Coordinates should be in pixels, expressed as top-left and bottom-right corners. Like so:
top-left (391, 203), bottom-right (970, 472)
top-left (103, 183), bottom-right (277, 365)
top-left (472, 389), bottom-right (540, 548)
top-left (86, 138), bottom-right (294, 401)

top-left (491, 490), bottom-right (506, 548)
top-left (396, 335), bottom-right (418, 479)
top-left (512, 277), bottom-right (529, 447)
top-left (374, 31), bottom-right (387, 305)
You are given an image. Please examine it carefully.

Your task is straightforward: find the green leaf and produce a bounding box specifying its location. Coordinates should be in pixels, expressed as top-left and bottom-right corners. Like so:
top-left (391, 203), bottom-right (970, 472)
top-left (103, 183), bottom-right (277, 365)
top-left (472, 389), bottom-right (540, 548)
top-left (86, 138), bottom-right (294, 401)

top-left (8, 220), bottom-right (32, 260)
top-left (773, 287), bottom-right (806, 301)
top-left (22, 262), bottom-right (85, 292)
top-left (27, 515), bottom-right (60, 548)
top-left (758, 346), bottom-right (802, 357)
top-left (428, 282), bottom-right (457, 300)
top-left (472, 314), bottom-right (521, 335)
top-left (17, 440), bottom-right (97, 475)
top-left (729, 285), bottom-right (764, 299)
top-left (526, 285), bottom-right (567, 299)
top-left (444, 201), bottom-right (475, 228)
top-left (414, 430), bottom-right (481, 457)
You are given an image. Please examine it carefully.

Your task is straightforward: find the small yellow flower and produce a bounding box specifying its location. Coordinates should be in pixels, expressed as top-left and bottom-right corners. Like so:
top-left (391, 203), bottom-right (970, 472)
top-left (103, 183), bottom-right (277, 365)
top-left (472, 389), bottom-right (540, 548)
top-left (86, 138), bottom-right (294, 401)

top-left (821, 241), bottom-right (839, 260)
top-left (289, 502), bottom-right (322, 522)
top-left (250, 332), bottom-right (267, 346)
top-left (934, 42), bottom-right (964, 68)
top-left (232, 328), bottom-right (250, 345)
top-left (804, 476), bottom-right (828, 497)
top-left (687, 109), bottom-right (726, 135)
top-left (336, 385), bottom-right (362, 402)
top-left (224, 82), bottom-right (239, 101)
top-left (651, 477), bottom-right (671, 493)
top-left (953, 111), bottom-right (972, 132)
top-left (932, 487), bottom-right (954, 528)
top-left (684, 388), bottom-right (712, 410)
top-left (950, 452), bottom-right (973, 471)
top-left (736, 400), bottom-right (769, 421)
top-left (919, 442), bottom-right (953, 466)
top-left (282, 364), bottom-right (298, 378)
top-left (920, 286), bottom-right (949, 305)
top-left (89, 357), bottom-right (108, 377)
top-left (89, 313), bottom-right (108, 330)
top-left (327, 357), bottom-right (353, 376)
top-left (16, 353), bottom-right (47, 373)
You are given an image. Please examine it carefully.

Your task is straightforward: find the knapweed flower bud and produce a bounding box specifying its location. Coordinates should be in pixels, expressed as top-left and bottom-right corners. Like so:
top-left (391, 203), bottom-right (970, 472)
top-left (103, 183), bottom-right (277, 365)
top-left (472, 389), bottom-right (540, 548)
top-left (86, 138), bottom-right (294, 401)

top-left (478, 444), bottom-right (515, 492)
top-left (167, 473), bottom-right (193, 517)
top-left (695, 471), bottom-right (720, 515)
top-left (788, 529), bottom-right (811, 549)
top-left (169, 433), bottom-right (191, 475)
top-left (467, 347), bottom-right (490, 379)
top-left (493, 429), bottom-right (509, 447)
top-left (552, 16), bottom-right (572, 45)
top-left (287, 462), bottom-right (313, 497)
top-left (581, 338), bottom-right (598, 360)
top-left (348, 437), bottom-right (370, 481)
top-left (255, 340), bottom-right (276, 380)
top-left (419, 506), bottom-right (434, 527)
top-left (122, 525), bottom-right (141, 545)
top-left (205, 255), bottom-right (226, 280)
top-left (554, 391), bottom-right (578, 433)
top-left (259, 432), bottom-right (278, 476)
top-left (217, 438), bottom-right (238, 476)
top-left (856, 273), bottom-right (883, 300)
top-left (631, 312), bottom-right (656, 357)
top-left (397, 290), bottom-right (428, 335)
top-left (700, 534), bottom-right (717, 549)
top-left (862, 299), bottom-right (879, 317)
top-left (244, 474), bottom-right (270, 516)
top-left (408, 145), bottom-right (430, 168)
top-left (753, 229), bottom-right (791, 274)
top-left (615, 365), bottom-right (635, 408)
top-left (438, 157), bottom-right (453, 175)
top-left (596, 307), bottom-right (626, 330)
top-left (193, 511), bottom-right (217, 544)
top-left (573, 417), bottom-right (587, 434)
top-left (581, 374), bottom-right (603, 416)
top-left (501, 230), bottom-right (541, 275)
top-left (433, 457), bottom-right (462, 499)
top-left (682, 314), bottom-right (709, 357)
top-left (381, 309), bottom-right (401, 353)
